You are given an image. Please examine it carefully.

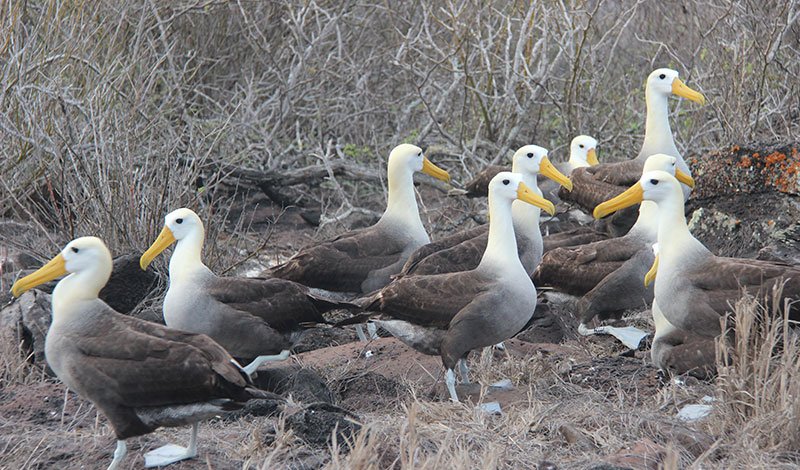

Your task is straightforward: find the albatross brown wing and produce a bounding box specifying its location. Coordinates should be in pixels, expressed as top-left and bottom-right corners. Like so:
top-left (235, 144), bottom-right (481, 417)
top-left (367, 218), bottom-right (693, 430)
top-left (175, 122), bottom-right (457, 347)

top-left (558, 161), bottom-right (642, 211)
top-left (205, 277), bottom-right (327, 330)
top-left (465, 165), bottom-right (506, 197)
top-left (399, 224), bottom-right (488, 276)
top-left (364, 271), bottom-right (492, 328)
top-left (402, 231), bottom-right (490, 276)
top-left (269, 225), bottom-right (409, 291)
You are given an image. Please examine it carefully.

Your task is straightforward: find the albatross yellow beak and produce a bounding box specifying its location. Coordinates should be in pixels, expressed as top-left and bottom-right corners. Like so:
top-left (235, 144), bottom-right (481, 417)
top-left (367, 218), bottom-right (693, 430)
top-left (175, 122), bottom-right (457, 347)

top-left (586, 148), bottom-right (599, 166)
top-left (675, 169), bottom-right (695, 188)
top-left (671, 78), bottom-right (706, 105)
top-left (517, 182), bottom-right (556, 216)
top-left (421, 157), bottom-right (451, 183)
top-left (140, 226), bottom-right (177, 270)
top-left (11, 253), bottom-right (67, 298)
top-left (593, 183), bottom-right (644, 219)
top-left (644, 254), bottom-right (659, 287)
top-left (539, 156), bottom-right (573, 191)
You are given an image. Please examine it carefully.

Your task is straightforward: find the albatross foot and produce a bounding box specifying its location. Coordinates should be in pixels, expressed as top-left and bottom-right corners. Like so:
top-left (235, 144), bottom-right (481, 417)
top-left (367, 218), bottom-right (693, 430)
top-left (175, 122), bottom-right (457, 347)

top-left (143, 444), bottom-right (196, 468)
top-left (445, 368), bottom-right (460, 402)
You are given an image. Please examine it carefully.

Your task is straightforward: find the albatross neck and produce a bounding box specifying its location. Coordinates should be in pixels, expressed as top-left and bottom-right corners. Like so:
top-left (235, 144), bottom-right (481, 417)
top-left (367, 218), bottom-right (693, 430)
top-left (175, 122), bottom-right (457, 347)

top-left (170, 229), bottom-right (213, 283)
top-left (51, 264), bottom-right (112, 326)
top-left (629, 201), bottom-right (659, 240)
top-left (655, 188), bottom-right (709, 263)
top-left (509, 168), bottom-right (542, 244)
top-left (379, 166), bottom-right (427, 237)
top-left (641, 90), bottom-right (680, 161)
top-left (479, 192), bottom-right (522, 273)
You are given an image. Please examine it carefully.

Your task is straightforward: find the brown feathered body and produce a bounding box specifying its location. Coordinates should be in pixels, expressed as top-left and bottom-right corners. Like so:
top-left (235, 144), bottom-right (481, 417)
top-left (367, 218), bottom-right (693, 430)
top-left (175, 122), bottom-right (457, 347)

top-left (45, 302), bottom-right (267, 440)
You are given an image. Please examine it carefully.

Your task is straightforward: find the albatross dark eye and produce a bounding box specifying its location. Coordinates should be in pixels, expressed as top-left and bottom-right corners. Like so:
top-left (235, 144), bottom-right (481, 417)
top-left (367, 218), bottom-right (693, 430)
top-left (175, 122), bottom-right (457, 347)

top-left (71, 247), bottom-right (79, 253)
top-left (502, 179), bottom-right (510, 185)
top-left (579, 144), bottom-right (584, 148)
top-left (418, 152), bottom-right (422, 157)
top-left (659, 73), bottom-right (666, 80)
top-left (650, 179), bottom-right (659, 185)
top-left (176, 218), bottom-right (184, 224)
top-left (526, 153), bottom-right (533, 158)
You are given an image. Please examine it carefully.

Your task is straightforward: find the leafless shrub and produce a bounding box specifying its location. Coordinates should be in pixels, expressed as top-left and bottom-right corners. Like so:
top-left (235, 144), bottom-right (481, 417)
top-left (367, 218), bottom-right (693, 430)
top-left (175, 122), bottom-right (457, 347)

top-left (1, 0), bottom-right (798, 263)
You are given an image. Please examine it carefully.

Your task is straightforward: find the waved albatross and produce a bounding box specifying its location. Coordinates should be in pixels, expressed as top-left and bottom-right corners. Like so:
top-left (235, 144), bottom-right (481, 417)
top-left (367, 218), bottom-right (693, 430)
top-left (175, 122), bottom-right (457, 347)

top-left (561, 68), bottom-right (705, 236)
top-left (340, 172), bottom-right (550, 402)
top-left (268, 143), bottom-right (450, 293)
top-left (463, 135), bottom-right (597, 198)
top-left (398, 145), bottom-right (569, 277)
top-left (11, 237), bottom-right (277, 469)
top-left (595, 170), bottom-right (800, 351)
top-left (140, 208), bottom-right (342, 375)
top-left (535, 154), bottom-right (695, 329)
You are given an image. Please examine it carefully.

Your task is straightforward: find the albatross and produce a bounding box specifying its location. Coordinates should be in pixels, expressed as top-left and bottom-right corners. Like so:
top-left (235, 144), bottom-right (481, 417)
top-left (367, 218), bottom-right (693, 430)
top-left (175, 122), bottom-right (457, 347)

top-left (340, 172), bottom-right (552, 402)
top-left (535, 154), bottom-right (695, 332)
top-left (594, 169), bottom-right (800, 361)
top-left (561, 68), bottom-right (705, 236)
top-left (463, 135), bottom-right (598, 198)
top-left (398, 145), bottom-right (571, 277)
top-left (140, 208), bottom-right (343, 375)
top-left (267, 143), bottom-right (450, 293)
top-left (11, 237), bottom-right (277, 469)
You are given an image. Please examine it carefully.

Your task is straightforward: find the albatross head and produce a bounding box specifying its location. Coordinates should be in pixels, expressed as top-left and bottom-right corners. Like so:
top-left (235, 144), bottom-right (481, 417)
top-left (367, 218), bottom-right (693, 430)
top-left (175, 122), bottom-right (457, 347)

top-left (11, 236), bottom-right (112, 298)
top-left (489, 172), bottom-right (556, 216)
top-left (647, 68), bottom-right (706, 105)
top-left (139, 208), bottom-right (204, 270)
top-left (387, 144), bottom-right (450, 183)
top-left (570, 135), bottom-right (599, 167)
top-left (511, 145), bottom-right (573, 191)
top-left (593, 169), bottom-right (684, 219)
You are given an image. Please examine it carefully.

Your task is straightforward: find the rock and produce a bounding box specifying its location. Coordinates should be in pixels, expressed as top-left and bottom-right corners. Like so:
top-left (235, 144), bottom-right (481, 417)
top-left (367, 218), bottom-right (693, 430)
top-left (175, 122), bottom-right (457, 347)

top-left (285, 402), bottom-right (361, 447)
top-left (558, 423), bottom-right (597, 450)
top-left (0, 290), bottom-right (52, 371)
top-left (537, 461), bottom-right (558, 470)
top-left (251, 365), bottom-right (334, 404)
top-left (99, 254), bottom-right (158, 314)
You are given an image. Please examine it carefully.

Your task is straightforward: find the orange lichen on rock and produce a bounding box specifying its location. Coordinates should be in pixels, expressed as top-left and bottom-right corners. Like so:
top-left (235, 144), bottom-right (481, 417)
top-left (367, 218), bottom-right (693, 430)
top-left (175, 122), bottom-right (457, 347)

top-left (738, 156), bottom-right (752, 168)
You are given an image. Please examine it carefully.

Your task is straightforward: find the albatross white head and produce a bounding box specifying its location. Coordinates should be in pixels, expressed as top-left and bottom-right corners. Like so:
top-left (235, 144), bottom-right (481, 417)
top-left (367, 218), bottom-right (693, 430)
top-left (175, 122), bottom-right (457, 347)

top-left (480, 172), bottom-right (555, 272)
top-left (511, 145), bottom-right (574, 191)
top-left (642, 68), bottom-right (706, 164)
top-left (569, 135), bottom-right (599, 170)
top-left (595, 153), bottom-right (695, 237)
top-left (140, 208), bottom-right (210, 282)
top-left (380, 144), bottom-right (450, 232)
top-left (12, 236), bottom-right (113, 320)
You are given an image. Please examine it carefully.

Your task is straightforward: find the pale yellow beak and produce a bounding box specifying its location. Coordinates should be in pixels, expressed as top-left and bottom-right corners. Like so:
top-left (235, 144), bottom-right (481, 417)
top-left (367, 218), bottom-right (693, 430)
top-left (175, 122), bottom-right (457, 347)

top-left (140, 226), bottom-right (177, 270)
top-left (11, 253), bottom-right (67, 298)
top-left (586, 148), bottom-right (599, 166)
top-left (539, 156), bottom-right (573, 191)
top-left (675, 169), bottom-right (695, 188)
top-left (671, 78), bottom-right (706, 105)
top-left (517, 182), bottom-right (556, 216)
top-left (593, 183), bottom-right (644, 219)
top-left (421, 157), bottom-right (451, 183)
top-left (644, 254), bottom-right (659, 287)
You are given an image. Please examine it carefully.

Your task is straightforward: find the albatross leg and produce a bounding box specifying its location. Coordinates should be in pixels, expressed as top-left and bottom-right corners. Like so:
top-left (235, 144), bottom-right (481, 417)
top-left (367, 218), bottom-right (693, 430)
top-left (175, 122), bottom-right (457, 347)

top-left (107, 440), bottom-right (127, 470)
top-left (355, 325), bottom-right (368, 342)
top-left (242, 350), bottom-right (291, 376)
top-left (494, 341), bottom-right (506, 351)
top-left (457, 359), bottom-right (471, 385)
top-left (366, 322), bottom-right (379, 339)
top-left (445, 369), bottom-right (460, 402)
top-left (144, 423), bottom-right (199, 468)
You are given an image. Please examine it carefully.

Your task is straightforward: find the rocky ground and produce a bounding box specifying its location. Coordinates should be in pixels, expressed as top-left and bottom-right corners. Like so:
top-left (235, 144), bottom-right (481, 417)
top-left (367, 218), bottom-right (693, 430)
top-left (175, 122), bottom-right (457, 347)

top-left (0, 144), bottom-right (798, 469)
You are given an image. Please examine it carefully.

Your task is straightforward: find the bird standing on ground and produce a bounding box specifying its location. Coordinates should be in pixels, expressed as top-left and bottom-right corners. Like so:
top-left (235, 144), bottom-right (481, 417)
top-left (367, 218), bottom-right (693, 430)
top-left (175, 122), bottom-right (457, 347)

top-left (12, 237), bottom-right (277, 469)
